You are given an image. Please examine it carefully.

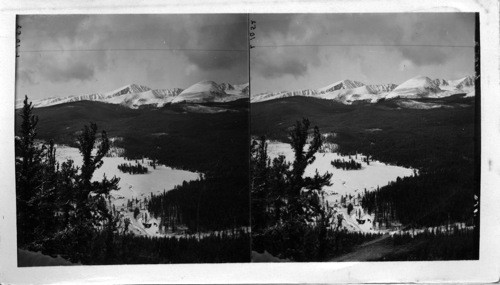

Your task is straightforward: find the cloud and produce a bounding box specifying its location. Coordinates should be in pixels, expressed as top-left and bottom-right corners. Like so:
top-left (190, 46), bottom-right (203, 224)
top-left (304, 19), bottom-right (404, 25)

top-left (18, 15), bottom-right (107, 83)
top-left (399, 47), bottom-right (449, 66)
top-left (184, 63), bottom-right (198, 76)
top-left (90, 14), bottom-right (248, 72)
top-left (19, 15), bottom-right (92, 48)
top-left (178, 15), bottom-right (247, 71)
top-left (251, 14), bottom-right (325, 78)
top-left (252, 13), bottom-right (475, 79)
top-left (17, 48), bottom-right (109, 84)
top-left (254, 53), bottom-right (308, 78)
top-left (17, 68), bottom-right (37, 84)
top-left (18, 56), bottom-right (96, 84)
top-left (44, 61), bottom-right (94, 82)
top-left (185, 51), bottom-right (246, 71)
top-left (399, 59), bottom-right (415, 71)
top-left (17, 14), bottom-right (248, 84)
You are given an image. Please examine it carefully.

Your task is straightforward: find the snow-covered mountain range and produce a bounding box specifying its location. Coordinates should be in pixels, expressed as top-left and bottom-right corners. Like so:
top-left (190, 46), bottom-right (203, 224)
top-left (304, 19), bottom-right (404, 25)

top-left (16, 81), bottom-right (249, 109)
top-left (251, 75), bottom-right (476, 104)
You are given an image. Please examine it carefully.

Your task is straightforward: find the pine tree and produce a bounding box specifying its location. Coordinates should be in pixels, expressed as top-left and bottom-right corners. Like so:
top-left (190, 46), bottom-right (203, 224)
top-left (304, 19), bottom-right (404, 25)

top-left (15, 96), bottom-right (57, 249)
top-left (250, 118), bottom-right (333, 260)
top-left (347, 203), bottom-right (354, 215)
top-left (35, 140), bottom-right (59, 243)
top-left (53, 122), bottom-right (120, 263)
top-left (250, 136), bottom-right (271, 231)
top-left (16, 98), bottom-right (123, 262)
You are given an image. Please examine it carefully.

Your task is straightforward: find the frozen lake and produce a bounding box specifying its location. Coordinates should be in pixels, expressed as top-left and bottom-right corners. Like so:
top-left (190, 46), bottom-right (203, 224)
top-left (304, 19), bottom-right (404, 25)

top-left (267, 141), bottom-right (415, 205)
top-left (55, 145), bottom-right (200, 206)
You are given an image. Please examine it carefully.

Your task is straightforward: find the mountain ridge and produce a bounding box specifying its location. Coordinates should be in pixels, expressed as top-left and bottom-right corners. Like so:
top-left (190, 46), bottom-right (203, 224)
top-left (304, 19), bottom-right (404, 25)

top-left (17, 80), bottom-right (249, 109)
top-left (251, 75), bottom-right (476, 104)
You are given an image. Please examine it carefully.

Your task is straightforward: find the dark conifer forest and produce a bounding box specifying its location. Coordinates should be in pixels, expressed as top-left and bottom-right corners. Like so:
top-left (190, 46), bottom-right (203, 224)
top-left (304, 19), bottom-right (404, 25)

top-left (117, 162), bottom-right (149, 174)
top-left (251, 96), bottom-right (478, 261)
top-left (15, 92), bottom-right (478, 263)
top-left (15, 97), bottom-right (250, 265)
top-left (331, 158), bottom-right (362, 170)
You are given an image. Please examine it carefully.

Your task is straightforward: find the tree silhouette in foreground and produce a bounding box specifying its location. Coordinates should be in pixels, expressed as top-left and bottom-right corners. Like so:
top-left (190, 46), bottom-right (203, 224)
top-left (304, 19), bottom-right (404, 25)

top-left (16, 96), bottom-right (251, 264)
top-left (63, 122), bottom-right (120, 263)
top-left (251, 118), bottom-right (333, 261)
top-left (15, 96), bottom-right (58, 249)
top-left (16, 96), bottom-right (120, 263)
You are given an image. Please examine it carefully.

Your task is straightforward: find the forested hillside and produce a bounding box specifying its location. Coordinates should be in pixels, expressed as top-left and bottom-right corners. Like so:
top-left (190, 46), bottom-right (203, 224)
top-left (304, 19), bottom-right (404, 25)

top-left (251, 96), bottom-right (478, 260)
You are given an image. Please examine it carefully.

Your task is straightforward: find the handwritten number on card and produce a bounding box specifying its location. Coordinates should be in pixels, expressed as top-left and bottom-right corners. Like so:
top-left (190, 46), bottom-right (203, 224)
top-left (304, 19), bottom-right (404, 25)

top-left (249, 20), bottom-right (256, 49)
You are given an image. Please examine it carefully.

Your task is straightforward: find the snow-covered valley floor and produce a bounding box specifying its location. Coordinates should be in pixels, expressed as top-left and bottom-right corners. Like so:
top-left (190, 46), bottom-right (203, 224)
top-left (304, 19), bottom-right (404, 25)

top-left (267, 141), bottom-right (415, 233)
top-left (55, 145), bottom-right (206, 238)
top-left (267, 141), bottom-right (415, 202)
top-left (55, 145), bottom-right (200, 208)
top-left (55, 144), bottom-right (251, 239)
top-left (54, 141), bottom-right (422, 236)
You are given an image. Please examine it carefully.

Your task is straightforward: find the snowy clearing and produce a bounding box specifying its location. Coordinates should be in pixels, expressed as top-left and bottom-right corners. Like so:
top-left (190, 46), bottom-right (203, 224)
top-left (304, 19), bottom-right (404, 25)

top-left (266, 141), bottom-right (415, 233)
top-left (55, 145), bottom-right (200, 207)
top-left (267, 141), bottom-right (415, 201)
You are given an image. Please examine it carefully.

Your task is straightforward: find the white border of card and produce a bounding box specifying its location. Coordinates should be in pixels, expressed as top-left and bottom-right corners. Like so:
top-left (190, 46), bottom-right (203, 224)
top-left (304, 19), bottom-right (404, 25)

top-left (1, 0), bottom-right (499, 284)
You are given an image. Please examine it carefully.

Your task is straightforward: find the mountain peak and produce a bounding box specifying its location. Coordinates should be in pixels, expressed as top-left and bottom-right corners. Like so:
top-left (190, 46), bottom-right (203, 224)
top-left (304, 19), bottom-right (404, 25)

top-left (395, 76), bottom-right (436, 89)
top-left (172, 80), bottom-right (230, 103)
top-left (455, 75), bottom-right (475, 89)
top-left (181, 80), bottom-right (223, 93)
top-left (386, 76), bottom-right (442, 99)
top-left (105, 83), bottom-right (152, 97)
top-left (193, 80), bottom-right (218, 86)
top-left (318, 79), bottom-right (365, 93)
top-left (409, 75), bottom-right (429, 80)
top-left (251, 74), bottom-right (475, 103)
top-left (16, 80), bottom-right (248, 109)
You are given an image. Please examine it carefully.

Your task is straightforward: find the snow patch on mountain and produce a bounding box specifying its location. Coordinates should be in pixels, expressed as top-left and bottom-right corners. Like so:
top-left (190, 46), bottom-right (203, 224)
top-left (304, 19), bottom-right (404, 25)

top-left (396, 100), bottom-right (447, 110)
top-left (316, 84), bottom-right (396, 104)
top-left (171, 80), bottom-right (228, 103)
top-left (385, 76), bottom-right (443, 99)
top-left (16, 81), bottom-right (248, 109)
top-left (431, 78), bottom-right (449, 87)
top-left (252, 81), bottom-right (397, 104)
top-left (447, 76), bottom-right (475, 89)
top-left (172, 80), bottom-right (249, 103)
top-left (105, 88), bottom-right (183, 108)
top-left (386, 75), bottom-right (477, 99)
top-left (251, 89), bottom-right (318, 103)
top-left (251, 75), bottom-right (475, 104)
top-left (16, 93), bottom-right (107, 109)
top-left (232, 83), bottom-right (249, 96)
top-left (318, 79), bottom-right (365, 93)
top-left (104, 84), bottom-right (152, 98)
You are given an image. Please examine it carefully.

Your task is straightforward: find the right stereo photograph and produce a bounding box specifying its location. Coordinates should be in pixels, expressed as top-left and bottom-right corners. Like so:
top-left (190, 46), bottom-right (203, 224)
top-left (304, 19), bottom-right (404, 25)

top-left (250, 13), bottom-right (480, 262)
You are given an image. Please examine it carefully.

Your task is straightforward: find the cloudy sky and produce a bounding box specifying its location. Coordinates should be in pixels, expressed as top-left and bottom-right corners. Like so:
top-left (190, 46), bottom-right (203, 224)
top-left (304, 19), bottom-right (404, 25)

top-left (16, 14), bottom-right (248, 100)
top-left (250, 13), bottom-right (476, 94)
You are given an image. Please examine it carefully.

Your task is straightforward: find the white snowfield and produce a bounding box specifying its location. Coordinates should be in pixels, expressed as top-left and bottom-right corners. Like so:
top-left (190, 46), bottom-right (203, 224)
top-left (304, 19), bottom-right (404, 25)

top-left (171, 80), bottom-right (248, 104)
top-left (266, 141), bottom-right (415, 233)
top-left (251, 75), bottom-right (475, 104)
top-left (317, 79), bottom-right (365, 93)
top-left (104, 88), bottom-right (182, 108)
top-left (385, 75), bottom-right (441, 99)
top-left (54, 145), bottom-right (200, 207)
top-left (267, 141), bottom-right (414, 199)
top-left (395, 100), bottom-right (448, 110)
top-left (15, 80), bottom-right (249, 109)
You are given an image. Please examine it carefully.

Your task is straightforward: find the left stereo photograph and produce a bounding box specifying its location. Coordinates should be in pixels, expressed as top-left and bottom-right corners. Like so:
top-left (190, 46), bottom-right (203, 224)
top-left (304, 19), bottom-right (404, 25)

top-left (14, 14), bottom-right (250, 266)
